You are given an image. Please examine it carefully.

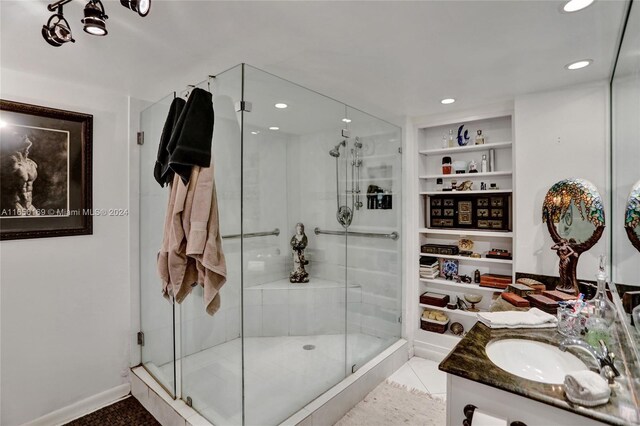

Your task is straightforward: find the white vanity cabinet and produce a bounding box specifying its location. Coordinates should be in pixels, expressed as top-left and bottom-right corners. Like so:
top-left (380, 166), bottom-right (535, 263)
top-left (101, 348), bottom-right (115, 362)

top-left (447, 375), bottom-right (608, 426)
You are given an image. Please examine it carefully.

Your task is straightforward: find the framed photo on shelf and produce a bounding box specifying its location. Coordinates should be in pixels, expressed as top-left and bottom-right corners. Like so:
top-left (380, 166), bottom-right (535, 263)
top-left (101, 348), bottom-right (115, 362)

top-left (0, 99), bottom-right (93, 240)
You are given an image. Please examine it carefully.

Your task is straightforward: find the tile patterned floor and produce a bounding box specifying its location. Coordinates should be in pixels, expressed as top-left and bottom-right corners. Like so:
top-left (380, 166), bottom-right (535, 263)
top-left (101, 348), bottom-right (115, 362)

top-left (64, 396), bottom-right (160, 426)
top-left (387, 357), bottom-right (448, 399)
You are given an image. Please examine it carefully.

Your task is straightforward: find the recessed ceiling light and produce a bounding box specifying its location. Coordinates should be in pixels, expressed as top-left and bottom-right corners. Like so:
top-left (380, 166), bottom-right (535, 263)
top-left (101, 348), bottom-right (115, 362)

top-left (251, 131), bottom-right (259, 135)
top-left (441, 98), bottom-right (455, 105)
top-left (342, 118), bottom-right (351, 123)
top-left (274, 103), bottom-right (288, 109)
top-left (269, 126), bottom-right (279, 131)
top-left (563, 0), bottom-right (594, 13)
top-left (565, 59), bottom-right (593, 70)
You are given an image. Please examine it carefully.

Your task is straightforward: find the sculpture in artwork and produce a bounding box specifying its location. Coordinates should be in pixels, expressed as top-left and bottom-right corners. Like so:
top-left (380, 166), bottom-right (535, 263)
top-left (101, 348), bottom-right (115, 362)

top-left (289, 222), bottom-right (310, 283)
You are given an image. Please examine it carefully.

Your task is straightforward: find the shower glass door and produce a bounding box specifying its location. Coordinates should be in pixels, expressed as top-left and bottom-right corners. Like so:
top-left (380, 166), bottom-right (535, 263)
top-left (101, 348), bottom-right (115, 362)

top-left (139, 93), bottom-right (178, 397)
top-left (344, 106), bottom-right (402, 371)
top-left (241, 65), bottom-right (349, 425)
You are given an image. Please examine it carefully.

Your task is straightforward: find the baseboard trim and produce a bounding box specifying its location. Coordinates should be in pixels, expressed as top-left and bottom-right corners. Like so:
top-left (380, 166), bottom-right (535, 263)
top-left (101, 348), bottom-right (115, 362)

top-left (413, 339), bottom-right (448, 362)
top-left (24, 383), bottom-right (131, 426)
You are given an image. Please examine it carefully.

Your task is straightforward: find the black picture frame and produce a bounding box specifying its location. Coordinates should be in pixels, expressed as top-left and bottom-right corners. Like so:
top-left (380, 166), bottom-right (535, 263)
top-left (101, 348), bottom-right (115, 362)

top-left (0, 99), bottom-right (92, 240)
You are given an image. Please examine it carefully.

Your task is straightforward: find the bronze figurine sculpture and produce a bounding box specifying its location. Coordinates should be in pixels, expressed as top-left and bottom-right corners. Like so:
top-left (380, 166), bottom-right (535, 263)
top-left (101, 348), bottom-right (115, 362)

top-left (289, 222), bottom-right (310, 283)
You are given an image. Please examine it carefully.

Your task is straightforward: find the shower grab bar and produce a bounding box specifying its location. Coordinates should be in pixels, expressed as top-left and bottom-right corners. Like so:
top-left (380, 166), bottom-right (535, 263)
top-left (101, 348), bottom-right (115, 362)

top-left (314, 227), bottom-right (399, 241)
top-left (222, 228), bottom-right (280, 240)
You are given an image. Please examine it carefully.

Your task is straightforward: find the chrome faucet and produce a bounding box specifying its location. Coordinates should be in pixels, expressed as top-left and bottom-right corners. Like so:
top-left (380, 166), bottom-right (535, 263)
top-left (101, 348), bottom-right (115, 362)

top-left (559, 338), bottom-right (620, 384)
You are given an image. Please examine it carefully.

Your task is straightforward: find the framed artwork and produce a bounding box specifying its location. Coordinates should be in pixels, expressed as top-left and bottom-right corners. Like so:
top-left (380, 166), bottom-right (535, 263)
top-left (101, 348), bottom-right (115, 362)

top-left (0, 99), bottom-right (93, 240)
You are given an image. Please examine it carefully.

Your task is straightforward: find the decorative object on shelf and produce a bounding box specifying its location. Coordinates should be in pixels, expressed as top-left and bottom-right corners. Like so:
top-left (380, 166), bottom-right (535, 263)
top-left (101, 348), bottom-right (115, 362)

top-left (481, 182), bottom-right (487, 191)
top-left (0, 99), bottom-right (93, 240)
top-left (459, 274), bottom-right (473, 284)
top-left (486, 248), bottom-right (512, 260)
top-left (490, 183), bottom-right (499, 190)
top-left (422, 243), bottom-right (459, 255)
top-left (481, 154), bottom-right (488, 173)
top-left (456, 180), bottom-right (473, 191)
top-left (474, 269), bottom-right (481, 283)
top-left (489, 148), bottom-right (496, 172)
top-left (584, 255), bottom-right (616, 347)
top-left (453, 160), bottom-right (467, 174)
top-left (464, 293), bottom-right (483, 312)
top-left (421, 309), bottom-right (450, 333)
top-left (420, 292), bottom-right (450, 307)
top-left (419, 256), bottom-right (439, 279)
top-left (289, 222), bottom-right (310, 283)
top-left (436, 178), bottom-right (443, 191)
top-left (451, 180), bottom-right (458, 191)
top-left (624, 179), bottom-right (640, 251)
top-left (442, 156), bottom-right (452, 175)
top-left (516, 278), bottom-right (546, 294)
top-left (447, 302), bottom-right (458, 310)
top-left (542, 289), bottom-right (576, 302)
top-left (542, 178), bottom-right (605, 295)
top-left (448, 129), bottom-right (455, 148)
top-left (458, 238), bottom-right (474, 251)
top-left (468, 160), bottom-right (478, 173)
top-left (440, 258), bottom-right (459, 278)
top-left (442, 134), bottom-right (448, 149)
top-left (475, 130), bottom-right (485, 145)
top-left (427, 193), bottom-right (511, 231)
top-left (480, 273), bottom-right (512, 289)
top-left (457, 125), bottom-right (470, 146)
top-left (450, 322), bottom-right (465, 335)
top-left (471, 253), bottom-right (481, 258)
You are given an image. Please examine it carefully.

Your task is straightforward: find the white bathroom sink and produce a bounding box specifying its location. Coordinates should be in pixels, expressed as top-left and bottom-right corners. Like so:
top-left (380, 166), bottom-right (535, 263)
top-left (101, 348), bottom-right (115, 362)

top-left (485, 339), bottom-right (589, 384)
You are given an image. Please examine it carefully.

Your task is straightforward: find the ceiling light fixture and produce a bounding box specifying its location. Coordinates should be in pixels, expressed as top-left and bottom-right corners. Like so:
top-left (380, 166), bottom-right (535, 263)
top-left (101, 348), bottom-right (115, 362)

top-left (251, 131), bottom-right (260, 135)
top-left (565, 59), bottom-right (593, 70)
top-left (563, 0), bottom-right (594, 13)
top-left (342, 118), bottom-right (352, 123)
top-left (274, 103), bottom-right (288, 109)
top-left (441, 98), bottom-right (455, 105)
top-left (269, 127), bottom-right (279, 131)
top-left (120, 0), bottom-right (151, 17)
top-left (82, 0), bottom-right (108, 36)
top-left (41, 5), bottom-right (75, 47)
top-left (42, 0), bottom-right (149, 46)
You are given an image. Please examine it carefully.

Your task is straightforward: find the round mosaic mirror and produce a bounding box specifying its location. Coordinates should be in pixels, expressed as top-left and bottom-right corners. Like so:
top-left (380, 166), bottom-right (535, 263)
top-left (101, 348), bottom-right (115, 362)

top-left (625, 180), bottom-right (640, 252)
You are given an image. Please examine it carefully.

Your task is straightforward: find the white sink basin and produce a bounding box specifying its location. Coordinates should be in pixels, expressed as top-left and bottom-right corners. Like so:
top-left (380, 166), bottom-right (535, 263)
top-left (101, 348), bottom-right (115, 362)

top-left (485, 339), bottom-right (589, 384)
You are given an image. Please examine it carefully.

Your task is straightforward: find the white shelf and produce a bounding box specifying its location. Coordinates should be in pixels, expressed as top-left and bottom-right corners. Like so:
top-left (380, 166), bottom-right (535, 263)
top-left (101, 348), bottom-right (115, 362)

top-left (420, 189), bottom-right (512, 195)
top-left (419, 141), bottom-right (512, 156)
top-left (419, 303), bottom-right (479, 318)
top-left (420, 278), bottom-right (504, 293)
top-left (419, 228), bottom-right (513, 238)
top-left (416, 329), bottom-right (461, 346)
top-left (419, 171), bottom-right (512, 180)
top-left (420, 252), bottom-right (512, 265)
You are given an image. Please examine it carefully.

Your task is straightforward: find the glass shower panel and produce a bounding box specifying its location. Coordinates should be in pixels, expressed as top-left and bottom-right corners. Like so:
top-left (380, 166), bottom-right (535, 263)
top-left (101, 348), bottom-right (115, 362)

top-left (241, 65), bottom-right (348, 425)
top-left (139, 94), bottom-right (177, 396)
top-left (344, 106), bottom-right (402, 371)
top-left (178, 66), bottom-right (244, 425)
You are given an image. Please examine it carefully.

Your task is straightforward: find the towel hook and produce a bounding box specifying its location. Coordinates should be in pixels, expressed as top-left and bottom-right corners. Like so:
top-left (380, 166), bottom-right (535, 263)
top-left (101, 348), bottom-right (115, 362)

top-left (184, 84), bottom-right (195, 98)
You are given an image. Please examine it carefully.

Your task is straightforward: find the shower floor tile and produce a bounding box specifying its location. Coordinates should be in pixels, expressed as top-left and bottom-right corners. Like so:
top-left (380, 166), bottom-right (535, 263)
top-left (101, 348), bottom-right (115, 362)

top-left (154, 333), bottom-right (386, 426)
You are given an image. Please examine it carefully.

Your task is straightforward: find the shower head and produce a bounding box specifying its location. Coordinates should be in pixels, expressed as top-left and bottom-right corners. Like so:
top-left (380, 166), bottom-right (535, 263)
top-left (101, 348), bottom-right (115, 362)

top-left (329, 140), bottom-right (346, 157)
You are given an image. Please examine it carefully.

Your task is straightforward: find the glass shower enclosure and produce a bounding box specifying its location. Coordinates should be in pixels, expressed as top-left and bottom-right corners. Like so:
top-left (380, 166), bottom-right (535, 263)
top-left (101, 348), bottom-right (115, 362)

top-left (138, 64), bottom-right (402, 425)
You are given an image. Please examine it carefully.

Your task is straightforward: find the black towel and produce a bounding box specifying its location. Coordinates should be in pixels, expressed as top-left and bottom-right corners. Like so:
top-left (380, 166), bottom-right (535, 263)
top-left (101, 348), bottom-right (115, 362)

top-left (154, 97), bottom-right (186, 187)
top-left (167, 88), bottom-right (214, 184)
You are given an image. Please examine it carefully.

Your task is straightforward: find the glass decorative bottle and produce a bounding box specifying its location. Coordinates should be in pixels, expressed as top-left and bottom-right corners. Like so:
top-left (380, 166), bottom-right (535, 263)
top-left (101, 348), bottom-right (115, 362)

top-left (585, 255), bottom-right (616, 347)
top-left (448, 129), bottom-right (455, 148)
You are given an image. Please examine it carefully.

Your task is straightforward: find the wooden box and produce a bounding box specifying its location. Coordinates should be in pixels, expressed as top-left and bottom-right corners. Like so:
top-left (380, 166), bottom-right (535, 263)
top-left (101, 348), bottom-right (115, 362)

top-left (527, 294), bottom-right (559, 314)
top-left (501, 292), bottom-right (530, 308)
top-left (420, 292), bottom-right (450, 307)
top-left (507, 283), bottom-right (534, 298)
top-left (516, 278), bottom-right (546, 294)
top-left (420, 317), bottom-right (450, 334)
top-left (480, 273), bottom-right (512, 289)
top-left (543, 290), bottom-right (577, 303)
top-left (421, 244), bottom-right (459, 255)
top-left (427, 193), bottom-right (512, 231)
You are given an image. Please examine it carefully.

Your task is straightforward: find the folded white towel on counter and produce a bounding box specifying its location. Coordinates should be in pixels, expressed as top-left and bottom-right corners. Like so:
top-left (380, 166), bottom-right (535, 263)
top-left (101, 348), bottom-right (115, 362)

top-left (477, 308), bottom-right (557, 328)
top-left (564, 370), bottom-right (611, 407)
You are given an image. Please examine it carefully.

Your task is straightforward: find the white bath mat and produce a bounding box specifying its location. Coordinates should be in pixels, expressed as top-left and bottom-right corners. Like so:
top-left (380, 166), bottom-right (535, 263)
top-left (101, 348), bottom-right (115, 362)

top-left (335, 380), bottom-right (446, 426)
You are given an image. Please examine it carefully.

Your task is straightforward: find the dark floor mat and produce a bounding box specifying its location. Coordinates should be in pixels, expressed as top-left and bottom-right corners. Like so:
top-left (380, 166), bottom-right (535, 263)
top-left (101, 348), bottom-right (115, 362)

top-left (64, 396), bottom-right (160, 426)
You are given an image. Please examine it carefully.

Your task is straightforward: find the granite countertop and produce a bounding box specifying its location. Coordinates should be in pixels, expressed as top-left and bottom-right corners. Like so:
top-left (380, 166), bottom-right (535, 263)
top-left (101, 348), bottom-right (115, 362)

top-left (439, 323), bottom-right (640, 425)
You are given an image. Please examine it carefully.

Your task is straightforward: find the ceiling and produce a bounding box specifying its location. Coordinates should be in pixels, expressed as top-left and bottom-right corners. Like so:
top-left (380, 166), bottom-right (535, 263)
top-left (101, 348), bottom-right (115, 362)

top-left (0, 0), bottom-right (628, 123)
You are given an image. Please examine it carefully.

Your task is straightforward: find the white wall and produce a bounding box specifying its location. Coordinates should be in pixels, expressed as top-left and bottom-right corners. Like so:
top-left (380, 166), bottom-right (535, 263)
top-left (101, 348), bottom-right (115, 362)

top-left (514, 81), bottom-right (609, 280)
top-left (0, 68), bottom-right (131, 425)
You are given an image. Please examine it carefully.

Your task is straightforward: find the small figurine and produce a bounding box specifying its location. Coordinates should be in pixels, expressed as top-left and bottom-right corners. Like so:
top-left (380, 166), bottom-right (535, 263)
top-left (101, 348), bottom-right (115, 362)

top-left (289, 223), bottom-right (310, 283)
top-left (456, 180), bottom-right (473, 191)
top-left (481, 182), bottom-right (487, 191)
top-left (475, 130), bottom-right (485, 145)
top-left (474, 269), bottom-right (481, 283)
top-left (468, 160), bottom-right (478, 173)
